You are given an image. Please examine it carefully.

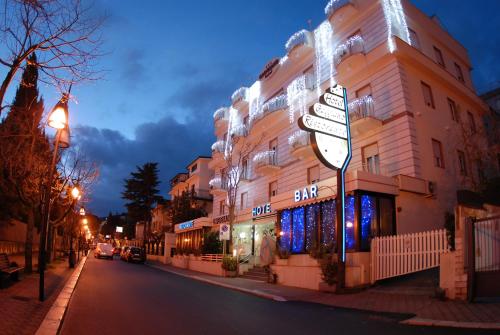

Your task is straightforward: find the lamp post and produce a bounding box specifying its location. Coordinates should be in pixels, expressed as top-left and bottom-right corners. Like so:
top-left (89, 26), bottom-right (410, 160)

top-left (38, 94), bottom-right (70, 302)
top-left (69, 187), bottom-right (81, 268)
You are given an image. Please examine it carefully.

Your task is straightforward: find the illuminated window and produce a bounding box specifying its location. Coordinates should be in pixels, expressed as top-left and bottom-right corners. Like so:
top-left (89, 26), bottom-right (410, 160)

top-left (421, 81), bottom-right (435, 108)
top-left (307, 165), bottom-right (320, 184)
top-left (454, 62), bottom-right (464, 83)
top-left (457, 150), bottom-right (467, 176)
top-left (447, 98), bottom-right (459, 122)
top-left (432, 139), bottom-right (445, 168)
top-left (433, 46), bottom-right (445, 68)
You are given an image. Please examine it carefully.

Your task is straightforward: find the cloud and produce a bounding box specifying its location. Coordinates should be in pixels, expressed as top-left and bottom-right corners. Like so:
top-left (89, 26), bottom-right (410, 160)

top-left (119, 48), bottom-right (149, 89)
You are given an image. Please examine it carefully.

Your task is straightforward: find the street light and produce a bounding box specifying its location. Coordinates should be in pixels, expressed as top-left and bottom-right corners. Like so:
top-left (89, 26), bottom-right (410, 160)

top-left (69, 186), bottom-right (80, 269)
top-left (38, 93), bottom-right (70, 302)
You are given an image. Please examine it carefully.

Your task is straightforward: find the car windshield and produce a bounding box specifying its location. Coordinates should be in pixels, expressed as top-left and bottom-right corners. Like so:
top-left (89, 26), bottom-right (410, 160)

top-left (131, 247), bottom-right (141, 253)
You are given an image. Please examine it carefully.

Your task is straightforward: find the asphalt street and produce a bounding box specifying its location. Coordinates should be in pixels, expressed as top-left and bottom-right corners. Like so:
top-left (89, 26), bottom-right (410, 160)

top-left (60, 254), bottom-right (496, 335)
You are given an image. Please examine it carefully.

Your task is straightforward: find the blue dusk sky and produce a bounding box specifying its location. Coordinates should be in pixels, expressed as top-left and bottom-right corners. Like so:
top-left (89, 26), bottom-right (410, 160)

top-left (5, 0), bottom-right (499, 216)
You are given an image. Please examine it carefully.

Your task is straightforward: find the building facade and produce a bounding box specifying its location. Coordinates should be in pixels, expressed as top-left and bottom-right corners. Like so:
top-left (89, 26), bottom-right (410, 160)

top-left (207, 0), bottom-right (492, 287)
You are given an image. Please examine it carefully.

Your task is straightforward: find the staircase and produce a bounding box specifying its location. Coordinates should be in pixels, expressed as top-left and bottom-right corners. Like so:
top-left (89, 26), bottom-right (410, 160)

top-left (241, 266), bottom-right (268, 282)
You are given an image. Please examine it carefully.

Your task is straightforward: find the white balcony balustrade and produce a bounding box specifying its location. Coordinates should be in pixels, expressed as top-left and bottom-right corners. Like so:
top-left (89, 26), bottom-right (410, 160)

top-left (333, 35), bottom-right (364, 66)
top-left (253, 150), bottom-right (280, 175)
top-left (213, 107), bottom-right (229, 127)
top-left (231, 87), bottom-right (249, 109)
top-left (249, 94), bottom-right (288, 127)
top-left (325, 0), bottom-right (355, 18)
top-left (209, 176), bottom-right (228, 196)
top-left (230, 124), bottom-right (248, 139)
top-left (285, 29), bottom-right (314, 57)
top-left (211, 140), bottom-right (226, 154)
top-left (288, 130), bottom-right (315, 160)
top-left (348, 95), bottom-right (382, 136)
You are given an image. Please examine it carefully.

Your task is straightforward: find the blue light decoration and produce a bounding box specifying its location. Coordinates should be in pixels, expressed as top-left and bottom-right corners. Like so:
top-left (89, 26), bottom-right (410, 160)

top-left (321, 200), bottom-right (336, 247)
top-left (345, 195), bottom-right (355, 250)
top-left (292, 207), bottom-right (305, 253)
top-left (279, 210), bottom-right (292, 251)
top-left (305, 203), bottom-right (320, 251)
top-left (179, 220), bottom-right (194, 230)
top-left (361, 195), bottom-right (376, 251)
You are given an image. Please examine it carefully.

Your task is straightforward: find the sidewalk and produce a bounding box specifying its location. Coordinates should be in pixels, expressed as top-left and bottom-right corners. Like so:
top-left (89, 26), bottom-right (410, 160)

top-left (0, 256), bottom-right (75, 335)
top-left (147, 262), bottom-right (500, 330)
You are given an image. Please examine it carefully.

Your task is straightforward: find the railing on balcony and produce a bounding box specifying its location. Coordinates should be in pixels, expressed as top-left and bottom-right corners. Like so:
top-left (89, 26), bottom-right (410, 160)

top-left (209, 176), bottom-right (228, 190)
top-left (253, 150), bottom-right (278, 168)
top-left (211, 140), bottom-right (226, 154)
top-left (250, 94), bottom-right (288, 126)
top-left (324, 0), bottom-right (353, 18)
top-left (348, 95), bottom-right (375, 122)
top-left (230, 124), bottom-right (248, 138)
top-left (231, 87), bottom-right (248, 106)
top-left (361, 162), bottom-right (392, 177)
top-left (288, 130), bottom-right (310, 150)
top-left (213, 107), bottom-right (228, 122)
top-left (333, 35), bottom-right (364, 66)
top-left (285, 29), bottom-right (314, 54)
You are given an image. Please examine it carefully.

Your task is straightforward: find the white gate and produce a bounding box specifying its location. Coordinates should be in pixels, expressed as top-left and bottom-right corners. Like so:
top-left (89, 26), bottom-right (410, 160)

top-left (370, 229), bottom-right (449, 283)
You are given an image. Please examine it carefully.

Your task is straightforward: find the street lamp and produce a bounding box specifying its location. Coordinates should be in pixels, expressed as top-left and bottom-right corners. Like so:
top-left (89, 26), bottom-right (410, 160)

top-left (69, 186), bottom-right (80, 269)
top-left (38, 94), bottom-right (70, 302)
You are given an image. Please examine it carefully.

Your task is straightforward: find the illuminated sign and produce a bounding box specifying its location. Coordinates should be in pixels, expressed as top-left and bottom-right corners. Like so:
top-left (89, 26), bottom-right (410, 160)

top-left (294, 185), bottom-right (318, 202)
top-left (258, 58), bottom-right (280, 80)
top-left (116, 226), bottom-right (123, 233)
top-left (179, 221), bottom-right (194, 230)
top-left (252, 203), bottom-right (271, 217)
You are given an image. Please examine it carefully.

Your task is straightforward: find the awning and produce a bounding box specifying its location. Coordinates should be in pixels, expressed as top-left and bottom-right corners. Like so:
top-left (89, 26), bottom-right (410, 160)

top-left (174, 217), bottom-right (212, 233)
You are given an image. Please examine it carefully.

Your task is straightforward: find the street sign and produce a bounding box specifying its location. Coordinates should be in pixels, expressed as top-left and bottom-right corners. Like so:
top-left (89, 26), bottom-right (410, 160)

top-left (299, 114), bottom-right (347, 140)
top-left (219, 223), bottom-right (230, 241)
top-left (312, 103), bottom-right (346, 124)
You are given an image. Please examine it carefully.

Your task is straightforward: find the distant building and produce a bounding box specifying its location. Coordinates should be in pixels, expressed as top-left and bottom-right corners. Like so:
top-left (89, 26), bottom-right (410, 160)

top-left (151, 201), bottom-right (172, 234)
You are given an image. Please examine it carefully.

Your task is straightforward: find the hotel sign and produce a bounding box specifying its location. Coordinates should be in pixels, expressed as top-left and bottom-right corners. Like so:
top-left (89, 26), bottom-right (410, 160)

top-left (258, 58), bottom-right (280, 80)
top-left (252, 203), bottom-right (272, 217)
top-left (213, 215), bottom-right (229, 224)
top-left (179, 221), bottom-right (194, 230)
top-left (294, 185), bottom-right (318, 202)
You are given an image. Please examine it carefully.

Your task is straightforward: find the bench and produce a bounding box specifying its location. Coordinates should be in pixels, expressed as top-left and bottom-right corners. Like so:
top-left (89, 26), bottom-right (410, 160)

top-left (0, 253), bottom-right (24, 288)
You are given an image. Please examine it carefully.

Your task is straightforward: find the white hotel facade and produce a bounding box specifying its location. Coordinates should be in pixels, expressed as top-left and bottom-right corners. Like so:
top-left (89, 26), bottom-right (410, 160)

top-left (199, 0), bottom-right (494, 289)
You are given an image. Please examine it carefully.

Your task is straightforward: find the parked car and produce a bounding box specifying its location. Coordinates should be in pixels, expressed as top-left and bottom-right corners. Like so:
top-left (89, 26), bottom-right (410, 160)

top-left (112, 246), bottom-right (121, 256)
top-left (120, 246), bottom-right (130, 260)
top-left (94, 243), bottom-right (114, 260)
top-left (124, 246), bottom-right (145, 263)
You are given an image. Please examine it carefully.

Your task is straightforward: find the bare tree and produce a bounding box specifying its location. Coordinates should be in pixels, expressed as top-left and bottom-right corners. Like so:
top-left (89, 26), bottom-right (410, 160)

top-left (0, 0), bottom-right (105, 114)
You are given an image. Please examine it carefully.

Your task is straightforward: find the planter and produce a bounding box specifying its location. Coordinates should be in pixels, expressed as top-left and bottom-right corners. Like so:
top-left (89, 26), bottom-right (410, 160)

top-left (224, 270), bottom-right (237, 277)
top-left (318, 282), bottom-right (337, 293)
top-left (275, 258), bottom-right (289, 266)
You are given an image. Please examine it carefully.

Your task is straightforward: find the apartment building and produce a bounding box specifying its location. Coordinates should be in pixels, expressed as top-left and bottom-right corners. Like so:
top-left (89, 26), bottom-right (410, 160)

top-left (151, 201), bottom-right (172, 235)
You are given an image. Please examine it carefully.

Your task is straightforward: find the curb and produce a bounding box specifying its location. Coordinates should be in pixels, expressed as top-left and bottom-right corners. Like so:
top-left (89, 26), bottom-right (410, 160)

top-left (35, 256), bottom-right (88, 335)
top-left (401, 317), bottom-right (500, 330)
top-left (147, 263), bottom-right (287, 302)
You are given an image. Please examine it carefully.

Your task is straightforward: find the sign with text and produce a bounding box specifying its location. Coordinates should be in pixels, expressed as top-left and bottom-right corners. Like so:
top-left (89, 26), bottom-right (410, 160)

top-left (252, 203), bottom-right (272, 217)
top-left (294, 185), bottom-right (318, 202)
top-left (179, 221), bottom-right (194, 230)
top-left (219, 224), bottom-right (230, 241)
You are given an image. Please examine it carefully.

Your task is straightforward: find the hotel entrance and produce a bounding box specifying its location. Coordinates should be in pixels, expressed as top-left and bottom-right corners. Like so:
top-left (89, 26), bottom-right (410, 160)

top-left (232, 220), bottom-right (275, 264)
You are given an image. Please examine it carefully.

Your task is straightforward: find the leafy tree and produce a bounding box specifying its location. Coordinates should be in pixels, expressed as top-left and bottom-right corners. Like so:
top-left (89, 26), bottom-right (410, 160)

top-left (122, 162), bottom-right (163, 240)
top-left (171, 189), bottom-right (207, 225)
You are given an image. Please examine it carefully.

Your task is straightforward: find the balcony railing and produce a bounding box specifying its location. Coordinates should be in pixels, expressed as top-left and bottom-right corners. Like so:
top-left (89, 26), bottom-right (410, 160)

top-left (324, 0), bottom-right (353, 17)
top-left (348, 95), bottom-right (375, 122)
top-left (288, 130), bottom-right (310, 149)
top-left (253, 150), bottom-right (278, 168)
top-left (209, 176), bottom-right (228, 190)
top-left (231, 87), bottom-right (248, 107)
top-left (361, 162), bottom-right (392, 177)
top-left (211, 140), bottom-right (226, 154)
top-left (250, 94), bottom-right (288, 126)
top-left (333, 35), bottom-right (364, 66)
top-left (230, 124), bottom-right (248, 138)
top-left (213, 107), bottom-right (228, 122)
top-left (285, 29), bottom-right (314, 54)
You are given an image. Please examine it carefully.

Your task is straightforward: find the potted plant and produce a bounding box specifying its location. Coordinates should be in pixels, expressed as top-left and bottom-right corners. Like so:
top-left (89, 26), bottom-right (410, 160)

top-left (221, 256), bottom-right (238, 277)
top-left (318, 252), bottom-right (338, 293)
top-left (275, 245), bottom-right (290, 265)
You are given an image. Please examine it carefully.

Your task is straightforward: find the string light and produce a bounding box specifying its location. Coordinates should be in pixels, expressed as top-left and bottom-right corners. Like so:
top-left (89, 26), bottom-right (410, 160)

top-left (211, 140), bottom-right (225, 153)
top-left (314, 21), bottom-right (336, 95)
top-left (252, 150), bottom-right (276, 167)
top-left (333, 35), bottom-right (364, 66)
top-left (213, 107), bottom-right (228, 121)
top-left (345, 195), bottom-right (355, 250)
top-left (321, 200), bottom-right (336, 247)
top-left (288, 130), bottom-right (309, 149)
top-left (287, 74), bottom-right (313, 123)
top-left (231, 87), bottom-right (248, 106)
top-left (305, 204), bottom-right (320, 251)
top-left (248, 81), bottom-right (262, 127)
top-left (382, 0), bottom-right (411, 53)
top-left (292, 207), bottom-right (305, 253)
top-left (324, 0), bottom-right (351, 17)
top-left (280, 210), bottom-right (292, 251)
top-left (285, 29), bottom-right (314, 54)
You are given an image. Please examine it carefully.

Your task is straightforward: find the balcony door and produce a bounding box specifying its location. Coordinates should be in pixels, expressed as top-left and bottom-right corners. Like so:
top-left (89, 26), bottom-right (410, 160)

top-left (362, 142), bottom-right (380, 175)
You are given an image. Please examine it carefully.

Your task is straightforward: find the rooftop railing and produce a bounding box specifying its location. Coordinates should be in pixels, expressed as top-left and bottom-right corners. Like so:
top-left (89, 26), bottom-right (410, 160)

top-left (333, 35), bottom-right (364, 66)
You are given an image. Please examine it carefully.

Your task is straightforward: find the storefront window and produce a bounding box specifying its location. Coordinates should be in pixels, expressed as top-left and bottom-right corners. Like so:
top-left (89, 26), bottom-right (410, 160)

top-left (321, 200), bottom-right (336, 248)
top-left (305, 203), bottom-right (320, 251)
top-left (345, 196), bottom-right (355, 250)
top-left (279, 209), bottom-right (292, 251)
top-left (361, 195), bottom-right (377, 251)
top-left (292, 207), bottom-right (305, 253)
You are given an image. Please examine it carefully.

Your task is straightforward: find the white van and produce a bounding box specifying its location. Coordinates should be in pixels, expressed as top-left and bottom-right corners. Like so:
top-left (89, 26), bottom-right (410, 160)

top-left (95, 243), bottom-right (114, 260)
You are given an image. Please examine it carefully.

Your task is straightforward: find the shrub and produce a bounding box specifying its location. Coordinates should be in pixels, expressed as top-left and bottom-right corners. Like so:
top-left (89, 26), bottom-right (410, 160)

top-left (320, 253), bottom-right (338, 286)
top-left (221, 256), bottom-right (237, 271)
top-left (202, 231), bottom-right (223, 254)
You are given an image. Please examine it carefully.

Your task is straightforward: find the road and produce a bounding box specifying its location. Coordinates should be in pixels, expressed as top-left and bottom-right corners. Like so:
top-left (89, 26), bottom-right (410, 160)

top-left (61, 254), bottom-right (495, 335)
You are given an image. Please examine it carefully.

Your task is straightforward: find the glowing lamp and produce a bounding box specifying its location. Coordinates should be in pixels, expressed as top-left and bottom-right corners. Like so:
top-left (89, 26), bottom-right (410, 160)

top-left (48, 106), bottom-right (67, 129)
top-left (239, 232), bottom-right (246, 239)
top-left (79, 208), bottom-right (86, 216)
top-left (57, 125), bottom-right (70, 148)
top-left (71, 187), bottom-right (80, 200)
top-left (279, 231), bottom-right (284, 237)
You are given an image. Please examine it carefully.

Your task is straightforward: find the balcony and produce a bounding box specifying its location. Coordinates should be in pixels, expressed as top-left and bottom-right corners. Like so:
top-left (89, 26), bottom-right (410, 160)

top-left (249, 94), bottom-right (287, 128)
top-left (239, 167), bottom-right (251, 185)
top-left (253, 150), bottom-right (281, 176)
top-left (231, 87), bottom-right (248, 109)
top-left (333, 35), bottom-right (365, 68)
top-left (213, 107), bottom-right (229, 128)
top-left (325, 0), bottom-right (357, 22)
top-left (230, 123), bottom-right (248, 139)
top-left (209, 176), bottom-right (228, 196)
top-left (211, 140), bottom-right (226, 154)
top-left (288, 130), bottom-right (315, 160)
top-left (285, 29), bottom-right (314, 59)
top-left (348, 95), bottom-right (381, 136)
top-left (287, 73), bottom-right (316, 122)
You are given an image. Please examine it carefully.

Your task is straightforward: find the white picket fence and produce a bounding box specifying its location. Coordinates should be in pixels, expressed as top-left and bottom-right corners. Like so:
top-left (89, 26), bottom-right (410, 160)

top-left (370, 229), bottom-right (449, 283)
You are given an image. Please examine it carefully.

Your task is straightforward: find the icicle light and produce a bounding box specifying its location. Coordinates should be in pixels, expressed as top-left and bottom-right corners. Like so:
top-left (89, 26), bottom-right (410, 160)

top-left (382, 0), bottom-right (411, 53)
top-left (314, 21), bottom-right (336, 96)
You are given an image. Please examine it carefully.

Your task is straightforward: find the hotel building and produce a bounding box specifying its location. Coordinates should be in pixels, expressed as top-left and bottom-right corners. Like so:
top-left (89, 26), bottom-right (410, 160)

top-left (202, 0), bottom-right (495, 289)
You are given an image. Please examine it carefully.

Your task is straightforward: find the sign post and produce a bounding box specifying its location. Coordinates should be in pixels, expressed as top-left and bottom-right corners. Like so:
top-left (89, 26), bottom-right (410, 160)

top-left (298, 84), bottom-right (352, 291)
top-left (219, 224), bottom-right (231, 256)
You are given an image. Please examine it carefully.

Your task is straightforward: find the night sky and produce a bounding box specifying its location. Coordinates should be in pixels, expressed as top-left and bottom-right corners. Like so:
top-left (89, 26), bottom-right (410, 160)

top-left (8, 0), bottom-right (500, 216)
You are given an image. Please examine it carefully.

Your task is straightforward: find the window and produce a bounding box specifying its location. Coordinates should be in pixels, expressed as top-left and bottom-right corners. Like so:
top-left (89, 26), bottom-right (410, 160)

top-left (421, 81), bottom-right (435, 108)
top-left (408, 28), bottom-right (420, 50)
top-left (269, 138), bottom-right (278, 165)
top-left (240, 192), bottom-right (248, 209)
top-left (467, 111), bottom-right (476, 133)
top-left (269, 181), bottom-right (278, 199)
top-left (447, 98), bottom-right (459, 122)
top-left (457, 150), bottom-right (467, 176)
top-left (219, 200), bottom-right (225, 215)
top-left (362, 143), bottom-right (380, 174)
top-left (191, 164), bottom-right (198, 173)
top-left (432, 139), bottom-right (445, 168)
top-left (454, 62), bottom-right (464, 83)
top-left (307, 165), bottom-right (320, 184)
top-left (433, 46), bottom-right (445, 67)
top-left (241, 156), bottom-right (249, 180)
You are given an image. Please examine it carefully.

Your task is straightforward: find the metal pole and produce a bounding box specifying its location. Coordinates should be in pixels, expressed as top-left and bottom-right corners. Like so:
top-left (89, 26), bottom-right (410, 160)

top-left (336, 171), bottom-right (346, 291)
top-left (38, 129), bottom-right (61, 301)
top-left (69, 212), bottom-right (75, 268)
